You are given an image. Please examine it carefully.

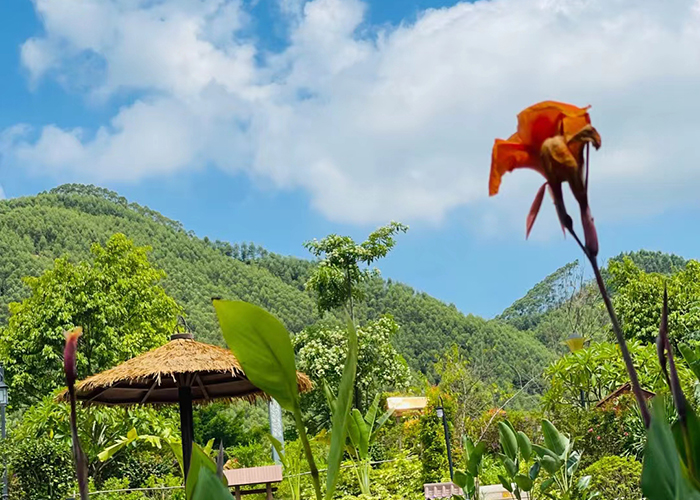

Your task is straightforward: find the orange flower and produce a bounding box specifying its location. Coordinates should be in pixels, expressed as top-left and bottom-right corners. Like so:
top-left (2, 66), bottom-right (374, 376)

top-left (490, 101), bottom-right (601, 256)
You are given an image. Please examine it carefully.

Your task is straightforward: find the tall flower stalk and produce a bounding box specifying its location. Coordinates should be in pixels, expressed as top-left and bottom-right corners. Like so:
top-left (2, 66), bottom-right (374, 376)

top-left (64, 327), bottom-right (89, 500)
top-left (489, 101), bottom-right (650, 427)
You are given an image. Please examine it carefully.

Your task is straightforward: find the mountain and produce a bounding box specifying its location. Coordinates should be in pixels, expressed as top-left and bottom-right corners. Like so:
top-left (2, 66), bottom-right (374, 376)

top-left (0, 184), bottom-right (552, 388)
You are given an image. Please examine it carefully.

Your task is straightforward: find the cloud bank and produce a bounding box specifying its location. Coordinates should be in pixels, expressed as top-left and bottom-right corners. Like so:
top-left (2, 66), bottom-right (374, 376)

top-left (4, 0), bottom-right (700, 230)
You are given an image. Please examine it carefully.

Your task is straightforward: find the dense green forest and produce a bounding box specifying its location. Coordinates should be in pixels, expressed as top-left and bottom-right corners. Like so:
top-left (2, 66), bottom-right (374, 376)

top-left (0, 184), bottom-right (683, 392)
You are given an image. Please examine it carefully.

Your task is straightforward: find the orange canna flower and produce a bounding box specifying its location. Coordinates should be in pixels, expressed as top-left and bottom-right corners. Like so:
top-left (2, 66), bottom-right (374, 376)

top-left (490, 101), bottom-right (601, 256)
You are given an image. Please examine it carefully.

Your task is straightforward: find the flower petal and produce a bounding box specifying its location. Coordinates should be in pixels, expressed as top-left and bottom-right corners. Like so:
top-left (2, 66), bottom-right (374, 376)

top-left (526, 183), bottom-right (548, 239)
top-left (517, 101), bottom-right (590, 149)
top-left (489, 136), bottom-right (537, 196)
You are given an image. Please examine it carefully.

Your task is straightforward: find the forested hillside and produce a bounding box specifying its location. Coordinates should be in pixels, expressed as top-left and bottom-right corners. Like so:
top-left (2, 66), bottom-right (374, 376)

top-left (0, 184), bottom-right (555, 389)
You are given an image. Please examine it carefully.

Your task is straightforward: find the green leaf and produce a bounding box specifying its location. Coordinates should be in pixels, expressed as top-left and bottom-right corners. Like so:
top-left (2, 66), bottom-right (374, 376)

top-left (466, 441), bottom-right (486, 476)
top-left (566, 451), bottom-right (581, 476)
top-left (528, 462), bottom-right (540, 481)
top-left (323, 380), bottom-right (337, 416)
top-left (498, 475), bottom-right (513, 493)
top-left (577, 475), bottom-right (592, 491)
top-left (348, 409), bottom-right (370, 459)
top-left (671, 405), bottom-right (700, 485)
top-left (325, 320), bottom-right (358, 500)
top-left (213, 300), bottom-right (299, 412)
top-left (540, 477), bottom-right (555, 492)
top-left (498, 421), bottom-right (519, 461)
top-left (514, 474), bottom-right (533, 492)
top-left (453, 470), bottom-right (469, 489)
top-left (186, 443), bottom-right (220, 500)
top-left (267, 435), bottom-right (287, 468)
top-left (371, 408), bottom-right (394, 443)
top-left (516, 431), bottom-right (532, 461)
top-left (679, 344), bottom-right (700, 382)
top-left (504, 458), bottom-right (517, 478)
top-left (541, 419), bottom-right (569, 457)
top-left (540, 455), bottom-right (563, 475)
top-left (642, 400), bottom-right (700, 500)
top-left (532, 444), bottom-right (559, 461)
top-left (365, 394), bottom-right (380, 429)
top-left (191, 465), bottom-right (234, 500)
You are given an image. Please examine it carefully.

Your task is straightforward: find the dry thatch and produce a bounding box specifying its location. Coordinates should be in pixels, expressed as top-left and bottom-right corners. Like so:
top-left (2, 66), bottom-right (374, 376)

top-left (58, 337), bottom-right (312, 406)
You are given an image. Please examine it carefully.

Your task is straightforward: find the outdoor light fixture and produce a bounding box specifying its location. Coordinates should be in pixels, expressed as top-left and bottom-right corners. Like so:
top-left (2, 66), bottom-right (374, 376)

top-left (564, 332), bottom-right (588, 408)
top-left (564, 332), bottom-right (586, 353)
top-left (436, 396), bottom-right (454, 481)
top-left (0, 365), bottom-right (8, 499)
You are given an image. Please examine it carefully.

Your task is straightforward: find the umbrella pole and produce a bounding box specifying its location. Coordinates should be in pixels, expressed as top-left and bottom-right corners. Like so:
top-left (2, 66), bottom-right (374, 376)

top-left (179, 384), bottom-right (194, 481)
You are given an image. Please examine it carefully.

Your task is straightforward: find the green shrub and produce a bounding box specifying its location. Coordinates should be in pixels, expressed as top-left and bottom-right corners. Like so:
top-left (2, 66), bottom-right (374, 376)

top-left (227, 441), bottom-right (274, 468)
top-left (583, 455), bottom-right (642, 500)
top-left (8, 438), bottom-right (74, 500)
top-left (336, 453), bottom-right (423, 500)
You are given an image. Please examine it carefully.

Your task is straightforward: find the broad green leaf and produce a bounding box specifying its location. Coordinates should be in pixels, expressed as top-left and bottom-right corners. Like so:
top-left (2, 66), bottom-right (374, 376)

top-left (516, 431), bottom-right (532, 461)
top-left (466, 441), bottom-right (486, 476)
top-left (541, 420), bottom-right (569, 457)
top-left (371, 408), bottom-right (394, 442)
top-left (348, 409), bottom-right (369, 459)
top-left (531, 444), bottom-right (559, 461)
top-left (679, 344), bottom-right (700, 382)
top-left (528, 462), bottom-right (540, 481)
top-left (453, 470), bottom-right (469, 489)
top-left (642, 400), bottom-right (700, 500)
top-left (498, 421), bottom-right (519, 461)
top-left (213, 300), bottom-right (299, 412)
top-left (127, 428), bottom-right (138, 440)
top-left (186, 443), bottom-right (220, 500)
top-left (325, 320), bottom-right (358, 500)
top-left (514, 474), bottom-right (533, 491)
top-left (567, 451), bottom-right (581, 476)
top-left (365, 394), bottom-right (380, 429)
top-left (498, 475), bottom-right (513, 493)
top-left (540, 477), bottom-right (555, 492)
top-left (504, 458), bottom-right (517, 478)
top-left (323, 380), bottom-right (337, 415)
top-left (191, 465), bottom-right (234, 500)
top-left (267, 435), bottom-right (287, 469)
top-left (671, 405), bottom-right (700, 486)
top-left (540, 455), bottom-right (562, 475)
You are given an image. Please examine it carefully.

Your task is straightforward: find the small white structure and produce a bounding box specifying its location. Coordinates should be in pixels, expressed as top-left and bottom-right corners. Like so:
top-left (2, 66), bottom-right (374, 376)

top-left (423, 482), bottom-right (529, 499)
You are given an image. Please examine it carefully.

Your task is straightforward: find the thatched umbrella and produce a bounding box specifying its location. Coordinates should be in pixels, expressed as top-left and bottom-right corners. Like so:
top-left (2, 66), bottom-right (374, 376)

top-left (60, 330), bottom-right (312, 478)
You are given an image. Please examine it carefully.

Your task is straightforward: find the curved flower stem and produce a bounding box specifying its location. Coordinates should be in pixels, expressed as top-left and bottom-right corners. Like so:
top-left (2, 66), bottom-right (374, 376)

top-left (567, 227), bottom-right (651, 428)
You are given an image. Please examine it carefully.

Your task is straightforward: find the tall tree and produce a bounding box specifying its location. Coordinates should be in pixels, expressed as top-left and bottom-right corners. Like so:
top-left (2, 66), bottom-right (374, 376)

top-left (0, 233), bottom-right (182, 407)
top-left (303, 222), bottom-right (408, 410)
top-left (609, 257), bottom-right (700, 344)
top-left (304, 221), bottom-right (408, 322)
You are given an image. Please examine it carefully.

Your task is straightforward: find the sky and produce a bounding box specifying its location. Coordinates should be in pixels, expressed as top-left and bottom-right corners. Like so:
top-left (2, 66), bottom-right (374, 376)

top-left (0, 0), bottom-right (699, 319)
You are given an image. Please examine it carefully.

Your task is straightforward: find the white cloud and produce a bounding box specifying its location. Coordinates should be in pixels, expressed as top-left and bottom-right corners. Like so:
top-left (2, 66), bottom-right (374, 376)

top-left (4, 0), bottom-right (700, 232)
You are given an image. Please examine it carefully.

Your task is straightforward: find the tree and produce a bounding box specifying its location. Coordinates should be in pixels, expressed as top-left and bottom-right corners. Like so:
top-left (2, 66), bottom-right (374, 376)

top-left (435, 346), bottom-right (495, 439)
top-left (0, 233), bottom-right (182, 407)
top-left (542, 341), bottom-right (695, 414)
top-left (304, 221), bottom-right (408, 319)
top-left (294, 315), bottom-right (411, 428)
top-left (609, 257), bottom-right (700, 344)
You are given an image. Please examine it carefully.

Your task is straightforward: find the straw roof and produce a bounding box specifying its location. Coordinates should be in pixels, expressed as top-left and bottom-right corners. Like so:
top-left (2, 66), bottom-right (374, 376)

top-left (59, 336), bottom-right (312, 406)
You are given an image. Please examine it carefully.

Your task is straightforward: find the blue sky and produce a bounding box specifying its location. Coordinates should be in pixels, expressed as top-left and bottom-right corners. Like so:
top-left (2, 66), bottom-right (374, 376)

top-left (0, 0), bottom-right (698, 318)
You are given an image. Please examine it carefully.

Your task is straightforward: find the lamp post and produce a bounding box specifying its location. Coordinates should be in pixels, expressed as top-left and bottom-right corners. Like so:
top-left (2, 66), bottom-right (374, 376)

top-left (0, 365), bottom-right (8, 499)
top-left (564, 332), bottom-right (587, 408)
top-left (436, 397), bottom-right (454, 481)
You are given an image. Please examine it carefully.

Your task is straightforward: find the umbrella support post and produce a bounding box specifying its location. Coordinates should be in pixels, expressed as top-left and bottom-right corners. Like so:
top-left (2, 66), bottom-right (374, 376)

top-left (179, 385), bottom-right (194, 481)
